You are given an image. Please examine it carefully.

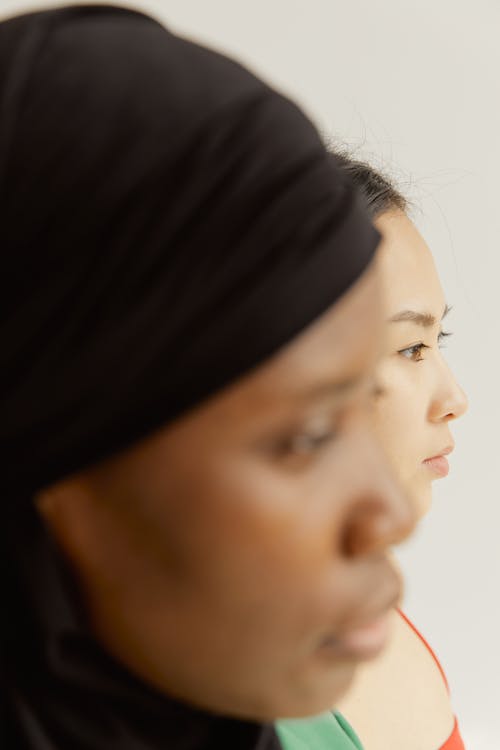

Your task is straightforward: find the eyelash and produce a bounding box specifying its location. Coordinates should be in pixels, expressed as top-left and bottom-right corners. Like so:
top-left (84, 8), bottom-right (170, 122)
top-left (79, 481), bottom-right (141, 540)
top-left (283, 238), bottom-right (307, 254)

top-left (272, 425), bottom-right (338, 461)
top-left (398, 331), bottom-right (452, 361)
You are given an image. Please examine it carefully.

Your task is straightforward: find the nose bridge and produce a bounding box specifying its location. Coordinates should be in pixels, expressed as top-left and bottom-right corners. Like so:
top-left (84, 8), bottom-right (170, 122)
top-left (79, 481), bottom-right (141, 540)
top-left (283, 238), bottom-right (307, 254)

top-left (431, 351), bottom-right (468, 421)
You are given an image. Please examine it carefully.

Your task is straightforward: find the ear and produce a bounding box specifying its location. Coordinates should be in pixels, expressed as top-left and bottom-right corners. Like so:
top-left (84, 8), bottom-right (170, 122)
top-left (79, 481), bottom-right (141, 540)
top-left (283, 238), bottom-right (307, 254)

top-left (36, 473), bottom-right (88, 522)
top-left (34, 475), bottom-right (100, 570)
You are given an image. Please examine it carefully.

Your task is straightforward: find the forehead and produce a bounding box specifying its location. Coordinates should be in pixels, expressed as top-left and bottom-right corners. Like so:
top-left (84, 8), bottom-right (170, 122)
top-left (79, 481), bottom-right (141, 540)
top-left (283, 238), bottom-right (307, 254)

top-left (375, 211), bottom-right (445, 316)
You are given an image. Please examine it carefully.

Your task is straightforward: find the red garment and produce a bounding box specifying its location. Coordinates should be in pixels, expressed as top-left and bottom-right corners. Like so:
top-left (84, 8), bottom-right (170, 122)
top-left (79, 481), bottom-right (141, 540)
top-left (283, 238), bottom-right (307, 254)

top-left (398, 610), bottom-right (465, 750)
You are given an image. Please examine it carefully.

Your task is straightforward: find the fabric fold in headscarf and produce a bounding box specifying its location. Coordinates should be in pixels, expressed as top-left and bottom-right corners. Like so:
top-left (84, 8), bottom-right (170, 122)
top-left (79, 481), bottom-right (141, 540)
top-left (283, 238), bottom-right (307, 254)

top-left (0, 4), bottom-right (378, 496)
top-left (0, 5), bottom-right (380, 750)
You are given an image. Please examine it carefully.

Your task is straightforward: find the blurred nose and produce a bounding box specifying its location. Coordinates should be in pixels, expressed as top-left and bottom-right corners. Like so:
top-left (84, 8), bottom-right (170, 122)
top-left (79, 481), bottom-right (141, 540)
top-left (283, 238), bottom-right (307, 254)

top-left (341, 430), bottom-right (417, 558)
top-left (428, 357), bottom-right (468, 424)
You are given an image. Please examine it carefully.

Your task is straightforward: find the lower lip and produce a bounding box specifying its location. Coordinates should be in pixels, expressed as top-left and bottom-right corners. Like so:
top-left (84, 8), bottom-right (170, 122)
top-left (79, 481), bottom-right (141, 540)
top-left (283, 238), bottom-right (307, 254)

top-left (423, 456), bottom-right (450, 477)
top-left (319, 615), bottom-right (391, 660)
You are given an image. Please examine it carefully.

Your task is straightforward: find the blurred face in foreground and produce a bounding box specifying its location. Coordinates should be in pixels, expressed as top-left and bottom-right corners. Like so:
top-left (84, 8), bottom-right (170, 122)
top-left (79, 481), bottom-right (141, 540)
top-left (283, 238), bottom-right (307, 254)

top-left (37, 259), bottom-right (415, 721)
top-left (373, 211), bottom-right (468, 518)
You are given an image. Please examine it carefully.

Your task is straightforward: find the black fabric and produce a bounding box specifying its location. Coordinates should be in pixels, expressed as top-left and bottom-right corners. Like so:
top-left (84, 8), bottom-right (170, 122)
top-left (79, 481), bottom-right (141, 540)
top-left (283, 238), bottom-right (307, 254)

top-left (0, 5), bottom-right (380, 750)
top-left (3, 502), bottom-right (281, 750)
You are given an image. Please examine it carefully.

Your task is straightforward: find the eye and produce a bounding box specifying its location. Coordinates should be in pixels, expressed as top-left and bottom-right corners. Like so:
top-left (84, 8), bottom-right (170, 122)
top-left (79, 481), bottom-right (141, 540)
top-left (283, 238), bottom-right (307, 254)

top-left (438, 330), bottom-right (452, 348)
top-left (277, 428), bottom-right (337, 457)
top-left (268, 415), bottom-right (340, 465)
top-left (398, 343), bottom-right (429, 362)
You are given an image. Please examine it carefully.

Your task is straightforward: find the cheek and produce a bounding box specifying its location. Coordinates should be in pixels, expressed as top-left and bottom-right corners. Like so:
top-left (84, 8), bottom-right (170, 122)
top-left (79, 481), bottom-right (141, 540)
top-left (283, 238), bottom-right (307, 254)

top-left (175, 455), bottom-right (339, 593)
top-left (151, 447), bottom-right (363, 636)
top-left (372, 373), bottom-right (423, 472)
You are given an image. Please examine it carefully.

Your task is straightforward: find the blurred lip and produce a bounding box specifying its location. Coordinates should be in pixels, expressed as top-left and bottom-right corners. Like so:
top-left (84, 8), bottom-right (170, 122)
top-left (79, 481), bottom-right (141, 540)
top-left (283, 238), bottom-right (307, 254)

top-left (318, 587), bottom-right (400, 660)
top-left (422, 445), bottom-right (454, 478)
top-left (319, 613), bottom-right (393, 660)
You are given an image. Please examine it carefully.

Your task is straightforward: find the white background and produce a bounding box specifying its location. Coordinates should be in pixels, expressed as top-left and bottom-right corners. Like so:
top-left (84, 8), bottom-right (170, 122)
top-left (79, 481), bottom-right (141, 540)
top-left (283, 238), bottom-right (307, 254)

top-left (2, 2), bottom-right (499, 747)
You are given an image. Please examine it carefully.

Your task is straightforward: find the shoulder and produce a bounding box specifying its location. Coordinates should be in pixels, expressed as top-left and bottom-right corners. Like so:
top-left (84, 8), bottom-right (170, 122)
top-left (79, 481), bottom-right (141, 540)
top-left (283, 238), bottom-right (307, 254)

top-left (336, 609), bottom-right (455, 750)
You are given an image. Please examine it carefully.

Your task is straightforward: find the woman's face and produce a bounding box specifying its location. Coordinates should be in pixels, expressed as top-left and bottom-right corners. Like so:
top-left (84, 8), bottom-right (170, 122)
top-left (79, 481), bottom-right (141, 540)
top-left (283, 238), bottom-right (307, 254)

top-left (373, 210), bottom-right (468, 519)
top-left (37, 261), bottom-right (415, 721)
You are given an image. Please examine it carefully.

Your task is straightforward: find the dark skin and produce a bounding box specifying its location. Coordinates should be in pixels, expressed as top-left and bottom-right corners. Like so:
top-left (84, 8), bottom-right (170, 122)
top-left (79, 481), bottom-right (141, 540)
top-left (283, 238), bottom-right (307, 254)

top-left (37, 259), bottom-right (416, 721)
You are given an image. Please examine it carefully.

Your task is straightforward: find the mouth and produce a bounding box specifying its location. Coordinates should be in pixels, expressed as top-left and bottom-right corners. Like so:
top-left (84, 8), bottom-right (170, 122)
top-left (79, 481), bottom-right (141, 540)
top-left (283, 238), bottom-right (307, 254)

top-left (422, 445), bottom-right (454, 478)
top-left (318, 614), bottom-right (392, 659)
top-left (317, 577), bottom-right (401, 660)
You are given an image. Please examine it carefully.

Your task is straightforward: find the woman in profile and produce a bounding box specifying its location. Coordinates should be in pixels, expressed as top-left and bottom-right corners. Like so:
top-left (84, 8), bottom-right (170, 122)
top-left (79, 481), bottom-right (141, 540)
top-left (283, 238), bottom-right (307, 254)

top-left (279, 156), bottom-right (467, 750)
top-left (1, 6), bottom-right (414, 750)
top-left (336, 154), bottom-right (467, 750)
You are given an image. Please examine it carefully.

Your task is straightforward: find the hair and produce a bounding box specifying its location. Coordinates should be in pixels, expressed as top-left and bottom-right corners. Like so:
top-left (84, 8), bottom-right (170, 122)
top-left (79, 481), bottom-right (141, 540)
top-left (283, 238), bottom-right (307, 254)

top-left (331, 149), bottom-right (408, 220)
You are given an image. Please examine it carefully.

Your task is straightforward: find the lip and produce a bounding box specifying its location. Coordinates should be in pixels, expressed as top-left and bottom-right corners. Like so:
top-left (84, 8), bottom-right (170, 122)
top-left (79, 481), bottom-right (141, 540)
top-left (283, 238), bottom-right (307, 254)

top-left (422, 445), bottom-right (454, 478)
top-left (319, 614), bottom-right (392, 659)
top-left (318, 584), bottom-right (401, 661)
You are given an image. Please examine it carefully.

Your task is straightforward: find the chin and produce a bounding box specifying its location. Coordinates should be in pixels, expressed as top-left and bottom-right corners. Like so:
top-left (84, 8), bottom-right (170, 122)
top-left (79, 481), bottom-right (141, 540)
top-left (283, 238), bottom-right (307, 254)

top-left (414, 485), bottom-right (433, 519)
top-left (274, 666), bottom-right (357, 720)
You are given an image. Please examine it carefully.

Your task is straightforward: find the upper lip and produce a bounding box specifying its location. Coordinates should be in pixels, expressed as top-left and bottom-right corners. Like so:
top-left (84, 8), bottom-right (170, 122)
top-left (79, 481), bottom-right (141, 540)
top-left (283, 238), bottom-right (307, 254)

top-left (423, 444), bottom-right (454, 462)
top-left (338, 592), bottom-right (400, 635)
top-left (333, 564), bottom-right (402, 637)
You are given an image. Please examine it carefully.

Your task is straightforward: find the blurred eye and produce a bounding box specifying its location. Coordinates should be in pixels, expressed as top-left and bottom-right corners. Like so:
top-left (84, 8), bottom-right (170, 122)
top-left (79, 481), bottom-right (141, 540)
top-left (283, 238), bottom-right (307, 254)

top-left (286, 429), bottom-right (336, 454)
top-left (398, 343), bottom-right (428, 362)
top-left (276, 428), bottom-right (337, 458)
top-left (269, 416), bottom-right (339, 464)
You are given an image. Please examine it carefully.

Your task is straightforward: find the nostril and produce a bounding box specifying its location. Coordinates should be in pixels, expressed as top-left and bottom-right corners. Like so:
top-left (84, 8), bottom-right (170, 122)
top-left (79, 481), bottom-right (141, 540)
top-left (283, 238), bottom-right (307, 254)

top-left (340, 502), bottom-right (381, 557)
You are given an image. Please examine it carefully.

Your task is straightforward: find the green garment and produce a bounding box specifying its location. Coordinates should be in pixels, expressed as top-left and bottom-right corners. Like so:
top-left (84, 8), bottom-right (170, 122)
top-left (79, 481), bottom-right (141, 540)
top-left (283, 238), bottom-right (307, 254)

top-left (276, 711), bottom-right (364, 750)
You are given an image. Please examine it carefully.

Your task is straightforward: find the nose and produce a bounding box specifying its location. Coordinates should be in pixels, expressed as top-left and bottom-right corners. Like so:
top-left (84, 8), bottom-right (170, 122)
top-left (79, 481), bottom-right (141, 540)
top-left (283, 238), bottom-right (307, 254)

top-left (428, 357), bottom-right (468, 424)
top-left (341, 431), bottom-right (417, 558)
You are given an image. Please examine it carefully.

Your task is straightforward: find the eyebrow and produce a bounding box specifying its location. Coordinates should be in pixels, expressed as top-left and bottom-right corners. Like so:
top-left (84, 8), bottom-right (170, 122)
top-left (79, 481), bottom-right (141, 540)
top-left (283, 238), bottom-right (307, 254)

top-left (389, 304), bottom-right (451, 327)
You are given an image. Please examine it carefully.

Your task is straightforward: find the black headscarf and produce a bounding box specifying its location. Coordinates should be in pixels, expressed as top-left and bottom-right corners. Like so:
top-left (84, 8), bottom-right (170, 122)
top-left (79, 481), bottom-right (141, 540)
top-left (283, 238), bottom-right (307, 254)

top-left (0, 6), bottom-right (380, 750)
